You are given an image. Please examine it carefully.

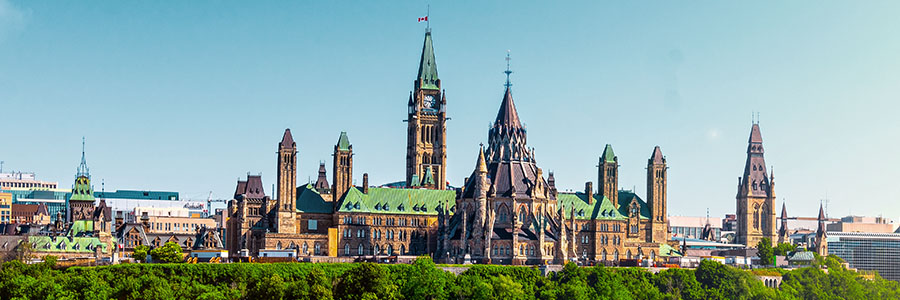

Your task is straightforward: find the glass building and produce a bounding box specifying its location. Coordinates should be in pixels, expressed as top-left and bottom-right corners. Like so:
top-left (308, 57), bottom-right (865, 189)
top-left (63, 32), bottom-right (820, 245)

top-left (828, 232), bottom-right (900, 281)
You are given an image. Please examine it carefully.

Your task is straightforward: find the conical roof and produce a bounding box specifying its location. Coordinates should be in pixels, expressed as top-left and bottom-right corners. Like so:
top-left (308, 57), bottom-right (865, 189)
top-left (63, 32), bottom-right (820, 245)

top-left (601, 144), bottom-right (616, 163)
top-left (476, 147), bottom-right (487, 173)
top-left (417, 31), bottom-right (439, 90)
top-left (749, 124), bottom-right (763, 143)
top-left (650, 146), bottom-right (665, 164)
top-left (336, 132), bottom-right (351, 151)
top-left (494, 87), bottom-right (522, 128)
top-left (280, 128), bottom-right (295, 148)
top-left (781, 202), bottom-right (788, 219)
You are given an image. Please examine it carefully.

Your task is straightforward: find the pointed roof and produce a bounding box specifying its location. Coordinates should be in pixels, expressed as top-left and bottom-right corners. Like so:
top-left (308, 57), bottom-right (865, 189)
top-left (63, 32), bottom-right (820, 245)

top-left (77, 137), bottom-right (90, 178)
top-left (280, 128), bottom-right (295, 149)
top-left (601, 144), bottom-right (616, 163)
top-left (417, 31), bottom-right (439, 90)
top-left (314, 163), bottom-right (329, 191)
top-left (476, 148), bottom-right (487, 173)
top-left (817, 203), bottom-right (826, 235)
top-left (650, 146), bottom-right (665, 164)
top-left (749, 124), bottom-right (763, 143)
top-left (422, 166), bottom-right (435, 186)
top-left (818, 203), bottom-right (825, 220)
top-left (781, 202), bottom-right (788, 219)
top-left (336, 132), bottom-right (351, 151)
top-left (494, 87), bottom-right (522, 128)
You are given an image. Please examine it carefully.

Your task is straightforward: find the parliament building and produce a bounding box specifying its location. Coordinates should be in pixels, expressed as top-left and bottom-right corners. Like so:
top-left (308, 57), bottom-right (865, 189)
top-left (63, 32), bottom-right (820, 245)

top-left (226, 29), bottom-right (674, 265)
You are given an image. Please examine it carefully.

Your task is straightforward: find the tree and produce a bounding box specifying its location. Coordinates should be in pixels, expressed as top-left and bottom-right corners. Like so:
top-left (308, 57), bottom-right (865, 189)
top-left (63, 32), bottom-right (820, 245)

top-left (150, 242), bottom-right (183, 263)
top-left (41, 255), bottom-right (57, 268)
top-left (401, 256), bottom-right (450, 300)
top-left (773, 242), bottom-right (795, 256)
top-left (334, 263), bottom-right (398, 300)
top-left (15, 239), bottom-right (34, 262)
top-left (133, 245), bottom-right (150, 262)
top-left (756, 238), bottom-right (774, 266)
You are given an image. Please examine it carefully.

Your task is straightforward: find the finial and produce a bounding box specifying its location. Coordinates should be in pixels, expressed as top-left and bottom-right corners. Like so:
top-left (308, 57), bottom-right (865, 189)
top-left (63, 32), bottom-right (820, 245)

top-left (504, 50), bottom-right (513, 88)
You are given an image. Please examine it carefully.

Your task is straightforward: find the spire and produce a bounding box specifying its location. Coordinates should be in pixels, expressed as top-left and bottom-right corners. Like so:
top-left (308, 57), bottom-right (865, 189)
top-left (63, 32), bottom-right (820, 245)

top-left (650, 146), bottom-right (665, 164)
top-left (749, 123), bottom-right (763, 144)
top-left (76, 137), bottom-right (90, 178)
top-left (280, 128), bottom-right (295, 149)
top-left (417, 31), bottom-right (439, 90)
top-left (336, 132), bottom-right (351, 151)
top-left (476, 146), bottom-right (488, 173)
top-left (781, 201), bottom-right (788, 219)
top-left (601, 144), bottom-right (616, 163)
top-left (494, 52), bottom-right (521, 128)
top-left (817, 202), bottom-right (826, 235)
top-left (314, 162), bottom-right (329, 192)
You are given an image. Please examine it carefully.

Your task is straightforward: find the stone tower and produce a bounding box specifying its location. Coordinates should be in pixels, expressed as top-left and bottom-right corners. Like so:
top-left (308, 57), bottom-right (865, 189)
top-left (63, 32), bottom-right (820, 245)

top-left (333, 132), bottom-right (353, 204)
top-left (736, 123), bottom-right (777, 247)
top-left (69, 138), bottom-right (96, 222)
top-left (406, 29), bottom-right (447, 189)
top-left (276, 129), bottom-right (297, 234)
top-left (647, 146), bottom-right (667, 243)
top-left (815, 203), bottom-right (828, 257)
top-left (778, 202), bottom-right (789, 244)
top-left (599, 144), bottom-right (619, 208)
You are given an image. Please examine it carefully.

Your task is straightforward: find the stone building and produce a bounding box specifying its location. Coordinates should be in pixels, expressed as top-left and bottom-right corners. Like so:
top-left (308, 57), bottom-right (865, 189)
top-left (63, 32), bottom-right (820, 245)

top-left (224, 29), bottom-right (671, 265)
top-left (735, 123), bottom-right (777, 247)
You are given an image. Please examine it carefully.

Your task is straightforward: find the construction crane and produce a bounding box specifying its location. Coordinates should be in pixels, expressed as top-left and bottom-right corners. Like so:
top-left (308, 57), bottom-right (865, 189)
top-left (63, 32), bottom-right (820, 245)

top-left (205, 191), bottom-right (229, 218)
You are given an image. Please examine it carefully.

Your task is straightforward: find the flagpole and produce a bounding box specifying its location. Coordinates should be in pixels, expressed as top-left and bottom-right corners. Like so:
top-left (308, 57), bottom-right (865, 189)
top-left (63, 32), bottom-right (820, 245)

top-left (426, 5), bottom-right (431, 32)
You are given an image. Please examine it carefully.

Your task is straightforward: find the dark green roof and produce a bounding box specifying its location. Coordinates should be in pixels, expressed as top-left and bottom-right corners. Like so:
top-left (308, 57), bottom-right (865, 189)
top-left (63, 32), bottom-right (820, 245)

top-left (417, 32), bottom-right (439, 90)
top-left (421, 167), bottom-right (435, 186)
top-left (336, 132), bottom-right (351, 151)
top-left (296, 183), bottom-right (334, 214)
top-left (601, 144), bottom-right (616, 163)
top-left (617, 190), bottom-right (650, 219)
top-left (337, 187), bottom-right (454, 215)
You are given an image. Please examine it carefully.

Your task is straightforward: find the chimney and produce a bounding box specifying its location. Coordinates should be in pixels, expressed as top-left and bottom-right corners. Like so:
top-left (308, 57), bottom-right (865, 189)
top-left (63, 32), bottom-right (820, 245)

top-left (362, 173), bottom-right (369, 194)
top-left (585, 181), bottom-right (594, 204)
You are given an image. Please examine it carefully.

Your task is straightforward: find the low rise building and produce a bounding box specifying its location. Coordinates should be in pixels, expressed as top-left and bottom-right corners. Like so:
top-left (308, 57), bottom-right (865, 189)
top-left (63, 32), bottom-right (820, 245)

top-left (11, 203), bottom-right (51, 224)
top-left (0, 172), bottom-right (58, 189)
top-left (827, 216), bottom-right (894, 233)
top-left (670, 216), bottom-right (723, 241)
top-left (0, 192), bottom-right (11, 223)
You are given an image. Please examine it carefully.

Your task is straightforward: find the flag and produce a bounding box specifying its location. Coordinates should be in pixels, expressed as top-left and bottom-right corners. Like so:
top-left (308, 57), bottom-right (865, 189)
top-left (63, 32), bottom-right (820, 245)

top-left (418, 16), bottom-right (428, 23)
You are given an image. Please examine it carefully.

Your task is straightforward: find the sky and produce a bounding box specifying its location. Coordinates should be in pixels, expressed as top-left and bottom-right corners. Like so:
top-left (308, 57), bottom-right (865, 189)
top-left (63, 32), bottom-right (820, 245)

top-left (1, 1), bottom-right (898, 220)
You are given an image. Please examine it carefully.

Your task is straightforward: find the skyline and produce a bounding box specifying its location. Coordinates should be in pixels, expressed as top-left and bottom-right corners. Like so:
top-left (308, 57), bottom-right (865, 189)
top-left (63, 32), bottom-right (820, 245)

top-left (1, 1), bottom-right (899, 220)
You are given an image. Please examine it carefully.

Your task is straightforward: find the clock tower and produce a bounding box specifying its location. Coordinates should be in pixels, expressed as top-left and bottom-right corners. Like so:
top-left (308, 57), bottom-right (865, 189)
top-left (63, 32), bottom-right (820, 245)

top-left (406, 29), bottom-right (447, 189)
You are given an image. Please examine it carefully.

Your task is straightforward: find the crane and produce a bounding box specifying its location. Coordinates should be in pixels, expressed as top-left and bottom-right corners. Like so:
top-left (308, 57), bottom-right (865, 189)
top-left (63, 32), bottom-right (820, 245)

top-left (205, 191), bottom-right (229, 217)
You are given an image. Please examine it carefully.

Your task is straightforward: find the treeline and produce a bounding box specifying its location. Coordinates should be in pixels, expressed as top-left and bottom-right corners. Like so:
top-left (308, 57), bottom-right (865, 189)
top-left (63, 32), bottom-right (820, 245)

top-left (1, 255), bottom-right (898, 300)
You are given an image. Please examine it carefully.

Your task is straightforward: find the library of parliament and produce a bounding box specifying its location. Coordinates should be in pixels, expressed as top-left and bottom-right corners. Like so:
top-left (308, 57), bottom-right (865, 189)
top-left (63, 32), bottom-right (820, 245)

top-left (226, 29), bottom-right (674, 265)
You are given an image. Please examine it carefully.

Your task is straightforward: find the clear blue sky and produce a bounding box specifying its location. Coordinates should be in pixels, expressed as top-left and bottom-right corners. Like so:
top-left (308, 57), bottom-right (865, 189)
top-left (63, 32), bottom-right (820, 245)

top-left (1, 1), bottom-right (898, 220)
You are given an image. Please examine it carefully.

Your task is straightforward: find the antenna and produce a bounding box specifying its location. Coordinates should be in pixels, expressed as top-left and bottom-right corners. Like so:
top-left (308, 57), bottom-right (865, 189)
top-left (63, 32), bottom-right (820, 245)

top-left (504, 50), bottom-right (513, 88)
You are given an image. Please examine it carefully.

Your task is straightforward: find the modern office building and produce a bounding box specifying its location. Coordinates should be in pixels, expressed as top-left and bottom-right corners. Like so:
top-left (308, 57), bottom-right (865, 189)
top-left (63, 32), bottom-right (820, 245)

top-left (1, 188), bottom-right (70, 221)
top-left (827, 232), bottom-right (900, 281)
top-left (670, 216), bottom-right (723, 241)
top-left (0, 172), bottom-right (58, 189)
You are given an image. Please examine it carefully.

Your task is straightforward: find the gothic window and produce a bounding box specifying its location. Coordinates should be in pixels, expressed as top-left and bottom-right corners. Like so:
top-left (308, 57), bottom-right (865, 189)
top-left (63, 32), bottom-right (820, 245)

top-left (277, 242), bottom-right (282, 250)
top-left (302, 243), bottom-right (308, 254)
top-left (344, 244), bottom-right (350, 255)
top-left (358, 244), bottom-right (364, 255)
top-left (519, 245), bottom-right (524, 255)
top-left (388, 244), bottom-right (394, 255)
top-left (315, 243), bottom-right (321, 255)
top-left (401, 245), bottom-right (406, 254)
top-left (614, 249), bottom-right (619, 260)
top-left (753, 165), bottom-right (757, 171)
top-left (753, 181), bottom-right (758, 190)
top-left (627, 250), bottom-right (632, 260)
top-left (602, 249), bottom-right (608, 261)
top-left (753, 206), bottom-right (761, 230)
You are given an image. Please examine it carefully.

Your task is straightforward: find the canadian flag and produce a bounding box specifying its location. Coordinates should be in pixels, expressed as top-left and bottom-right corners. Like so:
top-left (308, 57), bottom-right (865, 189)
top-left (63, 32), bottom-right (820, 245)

top-left (418, 16), bottom-right (428, 23)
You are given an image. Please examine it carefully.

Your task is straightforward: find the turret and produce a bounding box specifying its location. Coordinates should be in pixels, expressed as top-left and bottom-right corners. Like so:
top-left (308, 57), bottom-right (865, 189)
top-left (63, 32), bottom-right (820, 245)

top-left (599, 144), bottom-right (618, 208)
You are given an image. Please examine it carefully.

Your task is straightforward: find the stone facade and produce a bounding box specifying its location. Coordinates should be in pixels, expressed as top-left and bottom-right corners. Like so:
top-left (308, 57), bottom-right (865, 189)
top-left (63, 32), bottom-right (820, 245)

top-left (736, 123), bottom-right (777, 247)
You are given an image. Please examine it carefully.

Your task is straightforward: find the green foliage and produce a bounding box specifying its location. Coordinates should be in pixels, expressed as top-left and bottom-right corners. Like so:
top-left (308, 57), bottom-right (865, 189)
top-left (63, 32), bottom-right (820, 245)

top-left (150, 242), bottom-right (183, 263)
top-left (133, 245), bottom-right (150, 262)
top-left (0, 257), bottom-right (897, 299)
top-left (756, 238), bottom-right (774, 266)
top-left (773, 242), bottom-right (795, 256)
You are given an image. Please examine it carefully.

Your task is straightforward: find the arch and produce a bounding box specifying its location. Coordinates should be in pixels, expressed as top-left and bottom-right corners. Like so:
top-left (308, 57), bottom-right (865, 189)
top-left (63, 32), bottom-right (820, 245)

top-left (276, 241), bottom-right (283, 250)
top-left (344, 243), bottom-right (350, 255)
top-left (374, 244), bottom-right (380, 255)
top-left (302, 242), bottom-right (308, 254)
top-left (602, 249), bottom-right (608, 261)
top-left (358, 244), bottom-right (364, 255)
top-left (388, 244), bottom-right (394, 255)
top-left (614, 249), bottom-right (619, 261)
top-left (650, 250), bottom-right (656, 261)
top-left (314, 242), bottom-right (321, 255)
top-left (518, 206), bottom-right (529, 223)
top-left (753, 204), bottom-right (761, 230)
top-left (497, 203), bottom-right (510, 223)
top-left (627, 250), bottom-right (632, 259)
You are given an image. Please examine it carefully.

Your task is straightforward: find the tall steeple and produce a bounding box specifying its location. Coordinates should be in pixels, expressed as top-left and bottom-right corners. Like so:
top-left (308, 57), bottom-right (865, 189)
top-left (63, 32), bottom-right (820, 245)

top-left (69, 137), bottom-right (96, 222)
top-left (778, 201), bottom-right (789, 244)
top-left (647, 146), bottom-right (667, 243)
top-left (406, 29), bottom-right (447, 189)
top-left (815, 203), bottom-right (828, 256)
top-left (736, 122), bottom-right (777, 247)
top-left (276, 128), bottom-right (298, 233)
top-left (485, 53), bottom-right (531, 164)
top-left (77, 137), bottom-right (90, 178)
top-left (599, 144), bottom-right (619, 208)
top-left (333, 132), bottom-right (353, 203)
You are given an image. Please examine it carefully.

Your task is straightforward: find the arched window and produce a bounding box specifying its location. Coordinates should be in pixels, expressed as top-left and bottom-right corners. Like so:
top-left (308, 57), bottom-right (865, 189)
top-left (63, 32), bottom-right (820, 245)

top-left (374, 244), bottom-right (380, 255)
top-left (753, 205), bottom-right (761, 229)
top-left (650, 250), bottom-right (656, 261)
top-left (401, 244), bottom-right (406, 255)
top-left (344, 243), bottom-right (350, 255)
top-left (519, 245), bottom-right (524, 255)
top-left (627, 250), bottom-right (632, 259)
top-left (276, 242), bottom-right (282, 250)
top-left (388, 244), bottom-right (394, 255)
top-left (614, 249), bottom-right (619, 261)
top-left (602, 249), bottom-right (608, 261)
top-left (358, 244), bottom-right (364, 255)
top-left (314, 243), bottom-right (321, 255)
top-left (303, 243), bottom-right (308, 254)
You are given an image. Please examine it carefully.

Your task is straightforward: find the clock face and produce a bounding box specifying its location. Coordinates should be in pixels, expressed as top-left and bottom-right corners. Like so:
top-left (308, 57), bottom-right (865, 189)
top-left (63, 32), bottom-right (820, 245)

top-left (424, 95), bottom-right (435, 108)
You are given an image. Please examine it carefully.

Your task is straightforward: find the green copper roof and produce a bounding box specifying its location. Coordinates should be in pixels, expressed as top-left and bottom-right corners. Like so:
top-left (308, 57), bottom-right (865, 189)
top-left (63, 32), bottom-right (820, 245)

top-left (421, 167), bottom-right (435, 186)
top-left (28, 235), bottom-right (108, 253)
top-left (69, 220), bottom-right (94, 236)
top-left (601, 144), bottom-right (616, 163)
top-left (410, 174), bottom-right (421, 187)
top-left (337, 132), bottom-right (351, 151)
top-left (557, 193), bottom-right (625, 220)
top-left (69, 175), bottom-right (95, 202)
top-left (296, 183), bottom-right (334, 214)
top-left (417, 31), bottom-right (439, 90)
top-left (337, 186), bottom-right (454, 215)
top-left (617, 190), bottom-right (650, 219)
